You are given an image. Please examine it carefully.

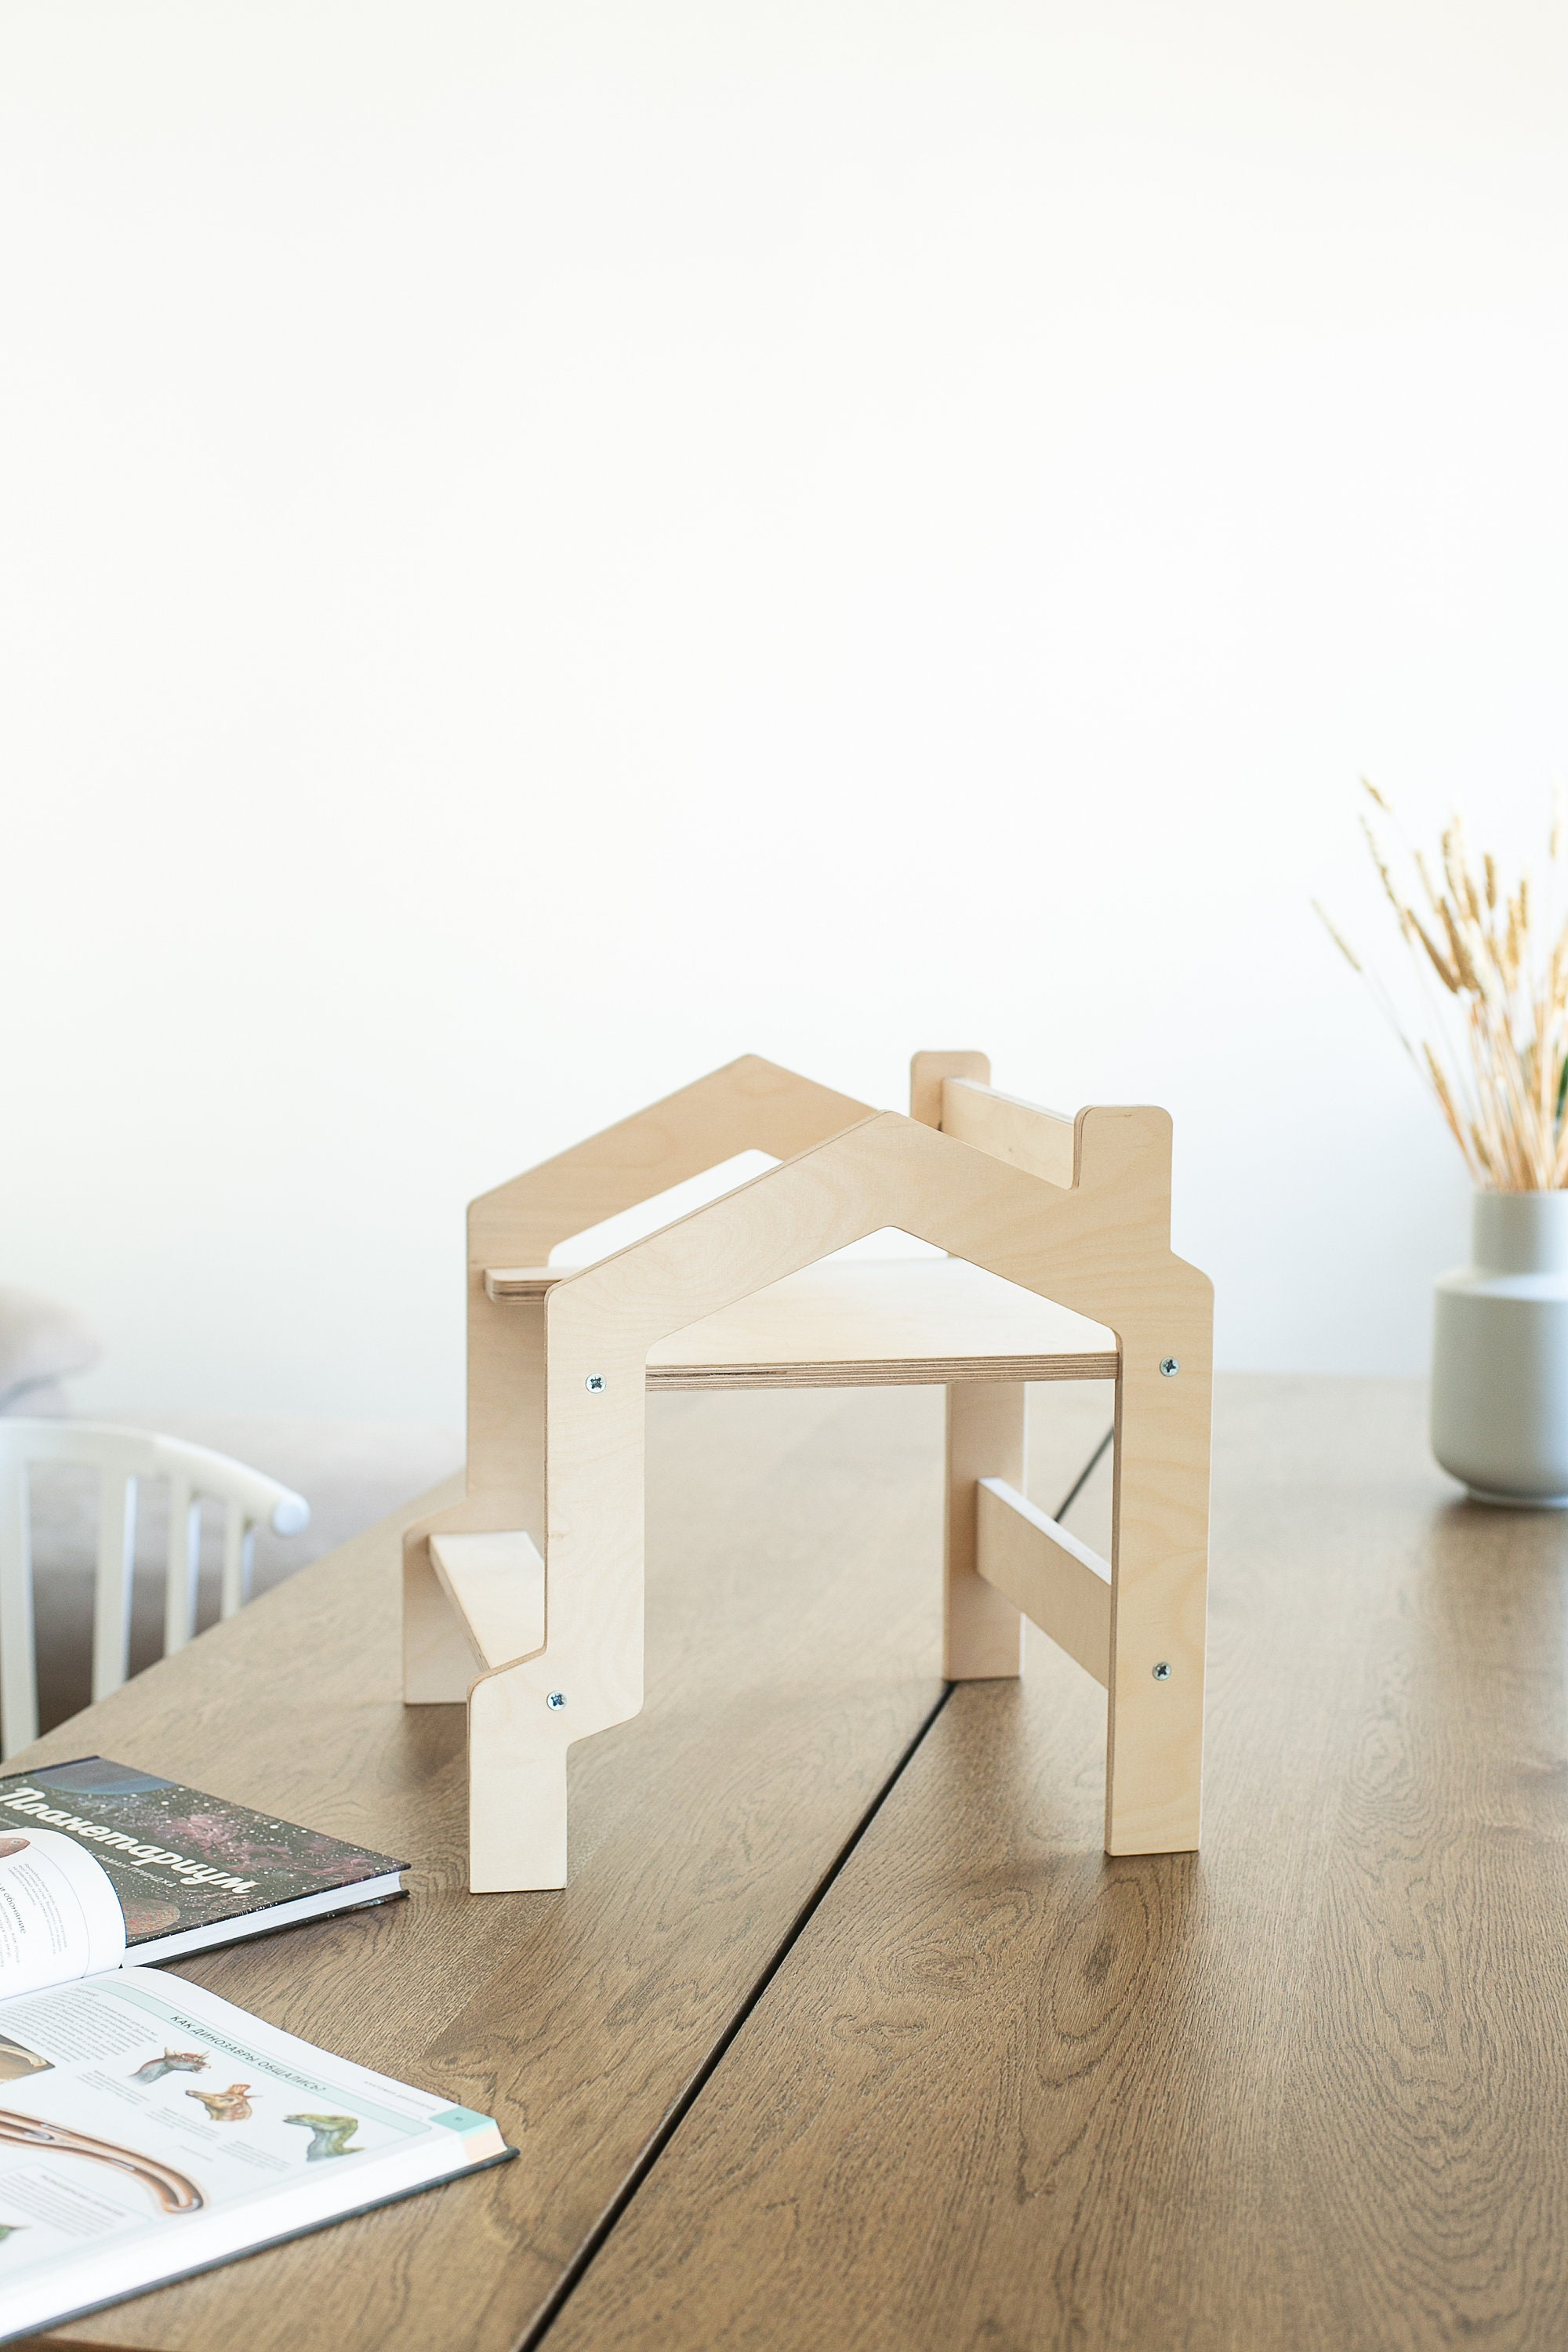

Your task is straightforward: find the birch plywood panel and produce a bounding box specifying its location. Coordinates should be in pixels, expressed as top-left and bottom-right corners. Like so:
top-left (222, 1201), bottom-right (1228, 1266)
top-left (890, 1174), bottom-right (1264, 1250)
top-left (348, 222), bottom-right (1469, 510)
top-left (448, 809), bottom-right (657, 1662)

top-left (938, 1075), bottom-right (1076, 1188)
top-left (525, 1106), bottom-right (1207, 1873)
top-left (468, 1054), bottom-right (876, 1269)
top-left (975, 1477), bottom-right (1112, 1685)
top-left (942, 1381), bottom-right (1026, 1679)
top-left (427, 1052), bottom-right (1207, 1891)
top-left (483, 1259), bottom-right (1116, 1388)
top-left (908, 1047), bottom-right (990, 1128)
top-left (644, 1259), bottom-right (1116, 1388)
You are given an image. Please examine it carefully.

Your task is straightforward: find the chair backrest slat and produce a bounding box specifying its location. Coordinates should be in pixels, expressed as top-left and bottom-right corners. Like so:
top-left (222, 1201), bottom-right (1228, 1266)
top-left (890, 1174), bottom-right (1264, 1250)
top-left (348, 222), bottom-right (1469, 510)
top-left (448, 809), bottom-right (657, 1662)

top-left (92, 1469), bottom-right (138, 1704)
top-left (0, 1460), bottom-right (37, 1759)
top-left (219, 1509), bottom-right (256, 1619)
top-left (0, 1421), bottom-right (307, 1754)
top-left (162, 1476), bottom-right (201, 1657)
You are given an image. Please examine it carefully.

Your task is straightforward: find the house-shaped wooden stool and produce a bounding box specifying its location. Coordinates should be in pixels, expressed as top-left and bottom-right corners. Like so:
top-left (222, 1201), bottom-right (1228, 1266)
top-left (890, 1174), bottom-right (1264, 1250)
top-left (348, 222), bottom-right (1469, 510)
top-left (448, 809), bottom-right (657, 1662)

top-left (404, 1052), bottom-right (1213, 1892)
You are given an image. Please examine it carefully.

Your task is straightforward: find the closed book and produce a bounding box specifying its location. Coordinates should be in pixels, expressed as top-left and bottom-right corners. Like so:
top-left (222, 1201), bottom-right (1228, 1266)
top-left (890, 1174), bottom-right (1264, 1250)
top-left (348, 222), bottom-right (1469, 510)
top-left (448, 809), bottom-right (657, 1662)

top-left (0, 1757), bottom-right (405, 1969)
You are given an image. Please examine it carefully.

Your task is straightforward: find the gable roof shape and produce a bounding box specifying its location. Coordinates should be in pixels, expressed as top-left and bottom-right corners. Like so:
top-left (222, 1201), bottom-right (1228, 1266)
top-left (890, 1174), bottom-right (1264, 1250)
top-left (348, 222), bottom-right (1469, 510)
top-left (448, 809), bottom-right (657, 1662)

top-left (545, 1103), bottom-right (1200, 1367)
top-left (469, 1053), bottom-right (877, 1267)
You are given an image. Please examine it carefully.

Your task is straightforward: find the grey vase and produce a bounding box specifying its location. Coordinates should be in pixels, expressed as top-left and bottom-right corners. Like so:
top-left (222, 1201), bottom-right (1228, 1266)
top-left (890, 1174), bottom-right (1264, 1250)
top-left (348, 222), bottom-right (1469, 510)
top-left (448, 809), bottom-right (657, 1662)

top-left (1432, 1190), bottom-right (1568, 1507)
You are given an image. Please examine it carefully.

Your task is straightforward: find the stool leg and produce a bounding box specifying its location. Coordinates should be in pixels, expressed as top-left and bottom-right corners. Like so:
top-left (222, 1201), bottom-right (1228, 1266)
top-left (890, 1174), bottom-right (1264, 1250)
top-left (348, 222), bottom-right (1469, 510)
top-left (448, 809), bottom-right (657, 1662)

top-left (405, 1287), bottom-right (547, 1708)
top-left (1103, 1349), bottom-right (1210, 1853)
top-left (468, 1667), bottom-right (569, 1891)
top-left (944, 1381), bottom-right (1026, 1679)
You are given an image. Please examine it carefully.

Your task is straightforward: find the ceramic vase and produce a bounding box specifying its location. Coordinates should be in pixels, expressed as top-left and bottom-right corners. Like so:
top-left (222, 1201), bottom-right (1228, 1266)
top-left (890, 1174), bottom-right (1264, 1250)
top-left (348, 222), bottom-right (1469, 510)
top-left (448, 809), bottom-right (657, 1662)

top-left (1432, 1189), bottom-right (1568, 1506)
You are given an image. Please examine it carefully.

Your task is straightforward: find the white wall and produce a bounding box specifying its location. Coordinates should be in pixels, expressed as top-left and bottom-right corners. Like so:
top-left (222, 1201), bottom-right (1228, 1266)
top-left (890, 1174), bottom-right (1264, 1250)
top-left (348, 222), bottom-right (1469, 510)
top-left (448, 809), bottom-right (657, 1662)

top-left (4, 0), bottom-right (1566, 1421)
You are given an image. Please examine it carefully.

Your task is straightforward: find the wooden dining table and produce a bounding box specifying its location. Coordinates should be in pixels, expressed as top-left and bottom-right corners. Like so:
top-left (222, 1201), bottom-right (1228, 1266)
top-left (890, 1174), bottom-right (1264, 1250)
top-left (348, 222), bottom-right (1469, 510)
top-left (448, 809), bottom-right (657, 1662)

top-left (20, 1372), bottom-right (1568, 2352)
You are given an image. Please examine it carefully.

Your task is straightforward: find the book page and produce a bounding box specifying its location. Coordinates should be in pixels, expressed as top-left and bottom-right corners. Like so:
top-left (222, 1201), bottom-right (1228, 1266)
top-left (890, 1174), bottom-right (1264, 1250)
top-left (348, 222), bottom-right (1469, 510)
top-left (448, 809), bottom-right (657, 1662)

top-left (0, 1969), bottom-right (503, 2339)
top-left (0, 1831), bottom-right (124, 2000)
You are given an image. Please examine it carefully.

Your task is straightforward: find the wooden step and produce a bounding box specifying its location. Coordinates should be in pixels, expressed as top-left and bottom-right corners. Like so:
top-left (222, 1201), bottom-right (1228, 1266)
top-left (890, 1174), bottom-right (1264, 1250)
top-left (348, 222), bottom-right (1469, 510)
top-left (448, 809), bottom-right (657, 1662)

top-left (428, 1530), bottom-right (545, 1671)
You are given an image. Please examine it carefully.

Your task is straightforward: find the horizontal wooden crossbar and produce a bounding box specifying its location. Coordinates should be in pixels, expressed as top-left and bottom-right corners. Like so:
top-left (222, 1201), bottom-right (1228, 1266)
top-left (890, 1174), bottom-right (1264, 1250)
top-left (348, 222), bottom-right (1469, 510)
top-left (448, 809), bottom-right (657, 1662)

top-left (975, 1478), bottom-right (1112, 1686)
top-left (484, 1259), bottom-right (1118, 1391)
top-left (429, 1530), bottom-right (545, 1671)
top-left (938, 1077), bottom-right (1075, 1189)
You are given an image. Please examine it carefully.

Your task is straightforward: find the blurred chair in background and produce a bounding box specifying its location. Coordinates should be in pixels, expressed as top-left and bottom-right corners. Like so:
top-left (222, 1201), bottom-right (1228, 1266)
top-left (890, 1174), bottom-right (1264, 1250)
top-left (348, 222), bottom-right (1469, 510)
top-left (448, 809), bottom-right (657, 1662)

top-left (0, 1287), bottom-right (100, 1417)
top-left (0, 1422), bottom-right (309, 1758)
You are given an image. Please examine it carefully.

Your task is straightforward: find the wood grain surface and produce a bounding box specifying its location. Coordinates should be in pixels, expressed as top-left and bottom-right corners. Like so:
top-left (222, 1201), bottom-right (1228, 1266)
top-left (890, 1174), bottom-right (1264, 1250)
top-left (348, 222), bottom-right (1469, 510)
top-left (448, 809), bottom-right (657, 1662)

top-left (546, 1375), bottom-right (1568, 2352)
top-left (24, 1381), bottom-right (1109, 2351)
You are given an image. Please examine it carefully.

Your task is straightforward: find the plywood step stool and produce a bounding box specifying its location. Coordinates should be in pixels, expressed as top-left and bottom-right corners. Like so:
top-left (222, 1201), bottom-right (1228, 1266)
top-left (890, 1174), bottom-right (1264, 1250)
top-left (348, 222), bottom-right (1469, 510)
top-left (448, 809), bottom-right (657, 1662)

top-left (404, 1051), bottom-right (1214, 1892)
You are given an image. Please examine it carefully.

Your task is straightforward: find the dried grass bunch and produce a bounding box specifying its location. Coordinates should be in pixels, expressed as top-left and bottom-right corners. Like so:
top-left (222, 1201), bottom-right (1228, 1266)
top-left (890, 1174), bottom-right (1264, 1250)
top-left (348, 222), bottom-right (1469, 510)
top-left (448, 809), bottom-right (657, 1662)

top-left (1316, 782), bottom-right (1568, 1192)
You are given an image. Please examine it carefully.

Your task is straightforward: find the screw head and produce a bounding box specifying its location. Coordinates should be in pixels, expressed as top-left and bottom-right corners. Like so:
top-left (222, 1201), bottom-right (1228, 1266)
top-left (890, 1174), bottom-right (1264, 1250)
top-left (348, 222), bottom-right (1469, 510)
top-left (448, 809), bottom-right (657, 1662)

top-left (1152, 1661), bottom-right (1172, 1682)
top-left (546, 1690), bottom-right (567, 1710)
top-left (585, 1373), bottom-right (606, 1392)
top-left (1160, 1358), bottom-right (1180, 1377)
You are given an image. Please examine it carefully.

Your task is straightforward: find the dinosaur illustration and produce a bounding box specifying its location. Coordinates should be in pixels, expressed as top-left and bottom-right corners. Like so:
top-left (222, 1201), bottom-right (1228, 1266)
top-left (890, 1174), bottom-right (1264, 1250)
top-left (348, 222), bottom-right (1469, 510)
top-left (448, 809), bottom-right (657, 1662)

top-left (185, 2083), bottom-right (255, 2122)
top-left (132, 2049), bottom-right (209, 2084)
top-left (0, 2036), bottom-right (51, 2085)
top-left (285, 2112), bottom-right (361, 2160)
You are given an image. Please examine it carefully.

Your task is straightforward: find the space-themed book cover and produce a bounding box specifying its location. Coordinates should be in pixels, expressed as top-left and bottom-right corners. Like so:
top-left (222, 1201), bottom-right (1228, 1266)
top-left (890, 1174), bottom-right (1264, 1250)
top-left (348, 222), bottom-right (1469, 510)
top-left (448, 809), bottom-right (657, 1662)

top-left (0, 1757), bottom-right (407, 1958)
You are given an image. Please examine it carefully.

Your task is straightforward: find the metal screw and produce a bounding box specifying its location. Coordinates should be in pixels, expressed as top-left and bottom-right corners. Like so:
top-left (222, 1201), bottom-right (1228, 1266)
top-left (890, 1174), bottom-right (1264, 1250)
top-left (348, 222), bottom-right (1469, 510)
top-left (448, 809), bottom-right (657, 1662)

top-left (585, 1373), bottom-right (606, 1393)
top-left (546, 1690), bottom-right (567, 1710)
top-left (1152, 1661), bottom-right (1172, 1682)
top-left (1160, 1358), bottom-right (1180, 1377)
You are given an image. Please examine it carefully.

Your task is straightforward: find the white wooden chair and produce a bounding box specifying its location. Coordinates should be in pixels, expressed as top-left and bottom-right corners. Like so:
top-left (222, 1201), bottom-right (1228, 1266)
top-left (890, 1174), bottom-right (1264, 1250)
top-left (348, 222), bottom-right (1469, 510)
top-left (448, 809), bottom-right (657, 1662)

top-left (0, 1422), bottom-right (310, 1758)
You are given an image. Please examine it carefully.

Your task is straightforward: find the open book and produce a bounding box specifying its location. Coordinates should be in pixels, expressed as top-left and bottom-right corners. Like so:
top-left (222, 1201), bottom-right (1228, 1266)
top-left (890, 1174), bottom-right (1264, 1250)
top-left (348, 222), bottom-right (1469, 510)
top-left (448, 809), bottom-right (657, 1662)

top-left (0, 1963), bottom-right (509, 2340)
top-left (0, 1767), bottom-right (506, 2336)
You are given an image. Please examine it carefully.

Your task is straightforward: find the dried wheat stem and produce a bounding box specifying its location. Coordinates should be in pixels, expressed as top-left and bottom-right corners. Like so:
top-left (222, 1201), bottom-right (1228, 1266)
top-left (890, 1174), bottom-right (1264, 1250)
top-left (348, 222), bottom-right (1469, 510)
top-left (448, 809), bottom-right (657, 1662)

top-left (1322, 790), bottom-right (1568, 1190)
